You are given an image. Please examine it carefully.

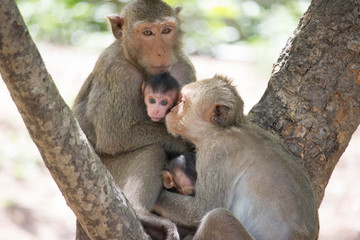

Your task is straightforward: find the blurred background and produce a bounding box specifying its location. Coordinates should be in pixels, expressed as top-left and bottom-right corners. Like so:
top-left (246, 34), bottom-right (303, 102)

top-left (0, 0), bottom-right (359, 239)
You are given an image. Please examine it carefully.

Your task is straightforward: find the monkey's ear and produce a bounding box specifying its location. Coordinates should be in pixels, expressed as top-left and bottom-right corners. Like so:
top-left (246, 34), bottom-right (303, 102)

top-left (162, 171), bottom-right (175, 189)
top-left (107, 15), bottom-right (125, 40)
top-left (175, 6), bottom-right (182, 14)
top-left (209, 104), bottom-right (230, 127)
top-left (141, 81), bottom-right (146, 94)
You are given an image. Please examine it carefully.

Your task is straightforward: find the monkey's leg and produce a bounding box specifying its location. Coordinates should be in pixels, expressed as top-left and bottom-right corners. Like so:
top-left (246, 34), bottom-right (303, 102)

top-left (105, 145), bottom-right (180, 240)
top-left (193, 208), bottom-right (255, 240)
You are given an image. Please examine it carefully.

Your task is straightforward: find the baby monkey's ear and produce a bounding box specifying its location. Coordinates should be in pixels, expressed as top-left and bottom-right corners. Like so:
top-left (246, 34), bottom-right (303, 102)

top-left (162, 171), bottom-right (175, 189)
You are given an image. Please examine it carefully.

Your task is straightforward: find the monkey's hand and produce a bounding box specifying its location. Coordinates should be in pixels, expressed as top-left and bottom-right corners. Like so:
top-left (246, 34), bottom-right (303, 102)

top-left (138, 210), bottom-right (180, 240)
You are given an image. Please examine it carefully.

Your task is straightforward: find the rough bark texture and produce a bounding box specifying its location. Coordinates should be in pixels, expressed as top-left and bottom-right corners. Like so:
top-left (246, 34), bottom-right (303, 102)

top-left (249, 0), bottom-right (360, 207)
top-left (0, 1), bottom-right (148, 239)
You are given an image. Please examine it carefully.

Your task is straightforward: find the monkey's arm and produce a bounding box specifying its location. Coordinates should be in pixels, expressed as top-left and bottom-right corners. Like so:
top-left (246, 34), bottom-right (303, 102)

top-left (153, 173), bottom-right (226, 229)
top-left (154, 157), bottom-right (229, 227)
top-left (97, 121), bottom-right (192, 155)
top-left (89, 89), bottom-right (191, 155)
top-left (153, 190), bottom-right (207, 227)
top-left (74, 75), bottom-right (192, 156)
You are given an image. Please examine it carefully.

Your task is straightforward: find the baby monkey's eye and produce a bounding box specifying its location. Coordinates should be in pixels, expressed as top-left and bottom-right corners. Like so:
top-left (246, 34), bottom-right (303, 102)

top-left (149, 98), bottom-right (156, 104)
top-left (161, 100), bottom-right (168, 106)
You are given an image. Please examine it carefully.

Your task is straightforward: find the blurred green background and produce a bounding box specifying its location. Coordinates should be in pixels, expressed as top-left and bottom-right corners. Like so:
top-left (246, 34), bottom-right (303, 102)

top-left (17, 0), bottom-right (310, 72)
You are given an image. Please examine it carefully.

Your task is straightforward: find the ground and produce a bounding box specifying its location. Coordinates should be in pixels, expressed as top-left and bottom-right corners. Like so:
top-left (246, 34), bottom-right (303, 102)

top-left (0, 43), bottom-right (359, 240)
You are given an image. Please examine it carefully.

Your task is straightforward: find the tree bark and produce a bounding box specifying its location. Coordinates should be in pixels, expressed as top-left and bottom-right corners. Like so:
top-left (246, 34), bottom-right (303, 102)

top-left (249, 0), bottom-right (360, 207)
top-left (0, 1), bottom-right (147, 239)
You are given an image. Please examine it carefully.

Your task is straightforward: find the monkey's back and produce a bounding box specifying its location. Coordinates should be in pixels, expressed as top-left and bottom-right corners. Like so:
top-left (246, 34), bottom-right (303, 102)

top-left (198, 125), bottom-right (319, 240)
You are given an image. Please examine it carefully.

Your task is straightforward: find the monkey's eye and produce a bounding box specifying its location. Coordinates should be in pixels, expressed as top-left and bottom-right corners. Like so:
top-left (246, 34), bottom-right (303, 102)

top-left (162, 28), bottom-right (171, 34)
top-left (149, 98), bottom-right (156, 104)
top-left (161, 100), bottom-right (168, 106)
top-left (143, 30), bottom-right (153, 36)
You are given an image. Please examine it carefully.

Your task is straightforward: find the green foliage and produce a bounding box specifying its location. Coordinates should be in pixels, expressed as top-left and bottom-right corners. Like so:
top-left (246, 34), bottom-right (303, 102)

top-left (176, 0), bottom-right (310, 55)
top-left (17, 0), bottom-right (310, 54)
top-left (17, 0), bottom-right (130, 48)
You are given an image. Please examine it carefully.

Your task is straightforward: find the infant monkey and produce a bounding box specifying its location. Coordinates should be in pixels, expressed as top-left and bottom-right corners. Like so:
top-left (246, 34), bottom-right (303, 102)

top-left (163, 152), bottom-right (197, 196)
top-left (143, 73), bottom-right (197, 196)
top-left (143, 72), bottom-right (180, 122)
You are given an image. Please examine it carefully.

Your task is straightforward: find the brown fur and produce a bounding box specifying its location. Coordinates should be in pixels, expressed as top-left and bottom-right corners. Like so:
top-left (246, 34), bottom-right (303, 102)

top-left (154, 75), bottom-right (319, 240)
top-left (72, 1), bottom-right (196, 239)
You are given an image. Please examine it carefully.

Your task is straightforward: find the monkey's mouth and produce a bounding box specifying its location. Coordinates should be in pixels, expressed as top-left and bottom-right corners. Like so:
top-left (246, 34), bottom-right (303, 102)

top-left (165, 118), bottom-right (179, 137)
top-left (150, 117), bottom-right (164, 122)
top-left (151, 65), bottom-right (170, 73)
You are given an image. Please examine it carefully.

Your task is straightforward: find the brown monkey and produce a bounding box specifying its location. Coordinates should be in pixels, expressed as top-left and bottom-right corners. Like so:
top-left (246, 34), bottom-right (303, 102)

top-left (72, 0), bottom-right (196, 239)
top-left (154, 75), bottom-right (319, 240)
top-left (162, 152), bottom-right (197, 196)
top-left (143, 72), bottom-right (180, 122)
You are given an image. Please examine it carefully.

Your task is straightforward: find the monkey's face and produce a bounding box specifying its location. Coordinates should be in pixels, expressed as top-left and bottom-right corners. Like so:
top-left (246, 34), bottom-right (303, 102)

top-left (144, 87), bottom-right (178, 122)
top-left (166, 91), bottom-right (189, 137)
top-left (166, 75), bottom-right (245, 144)
top-left (128, 19), bottom-right (179, 75)
top-left (166, 84), bottom-right (212, 143)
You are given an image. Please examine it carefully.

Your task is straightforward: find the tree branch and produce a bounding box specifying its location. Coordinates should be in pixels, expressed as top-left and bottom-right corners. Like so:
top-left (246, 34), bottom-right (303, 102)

top-left (0, 1), bottom-right (147, 239)
top-left (249, 0), bottom-right (360, 207)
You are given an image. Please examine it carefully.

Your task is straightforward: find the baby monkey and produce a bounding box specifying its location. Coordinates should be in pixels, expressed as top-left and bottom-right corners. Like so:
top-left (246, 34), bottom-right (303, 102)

top-left (143, 72), bottom-right (180, 122)
top-left (142, 74), bottom-right (197, 239)
top-left (143, 73), bottom-right (197, 196)
top-left (163, 152), bottom-right (197, 196)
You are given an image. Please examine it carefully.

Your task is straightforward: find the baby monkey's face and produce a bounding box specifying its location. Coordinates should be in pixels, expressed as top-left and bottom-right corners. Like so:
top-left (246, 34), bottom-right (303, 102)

top-left (144, 87), bottom-right (178, 122)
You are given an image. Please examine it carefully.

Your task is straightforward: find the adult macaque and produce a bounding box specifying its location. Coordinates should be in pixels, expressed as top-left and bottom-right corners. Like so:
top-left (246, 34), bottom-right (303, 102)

top-left (154, 75), bottom-right (319, 240)
top-left (162, 152), bottom-right (197, 196)
top-left (143, 72), bottom-right (180, 122)
top-left (72, 0), bottom-right (196, 239)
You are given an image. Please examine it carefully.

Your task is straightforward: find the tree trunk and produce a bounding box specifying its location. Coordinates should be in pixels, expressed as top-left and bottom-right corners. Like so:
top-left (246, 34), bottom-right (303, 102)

top-left (1, 0), bottom-right (359, 238)
top-left (0, 1), bottom-right (147, 239)
top-left (249, 0), bottom-right (360, 207)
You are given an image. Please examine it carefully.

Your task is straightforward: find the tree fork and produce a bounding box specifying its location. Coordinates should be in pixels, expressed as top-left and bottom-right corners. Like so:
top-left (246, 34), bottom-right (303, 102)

top-left (1, 0), bottom-right (360, 238)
